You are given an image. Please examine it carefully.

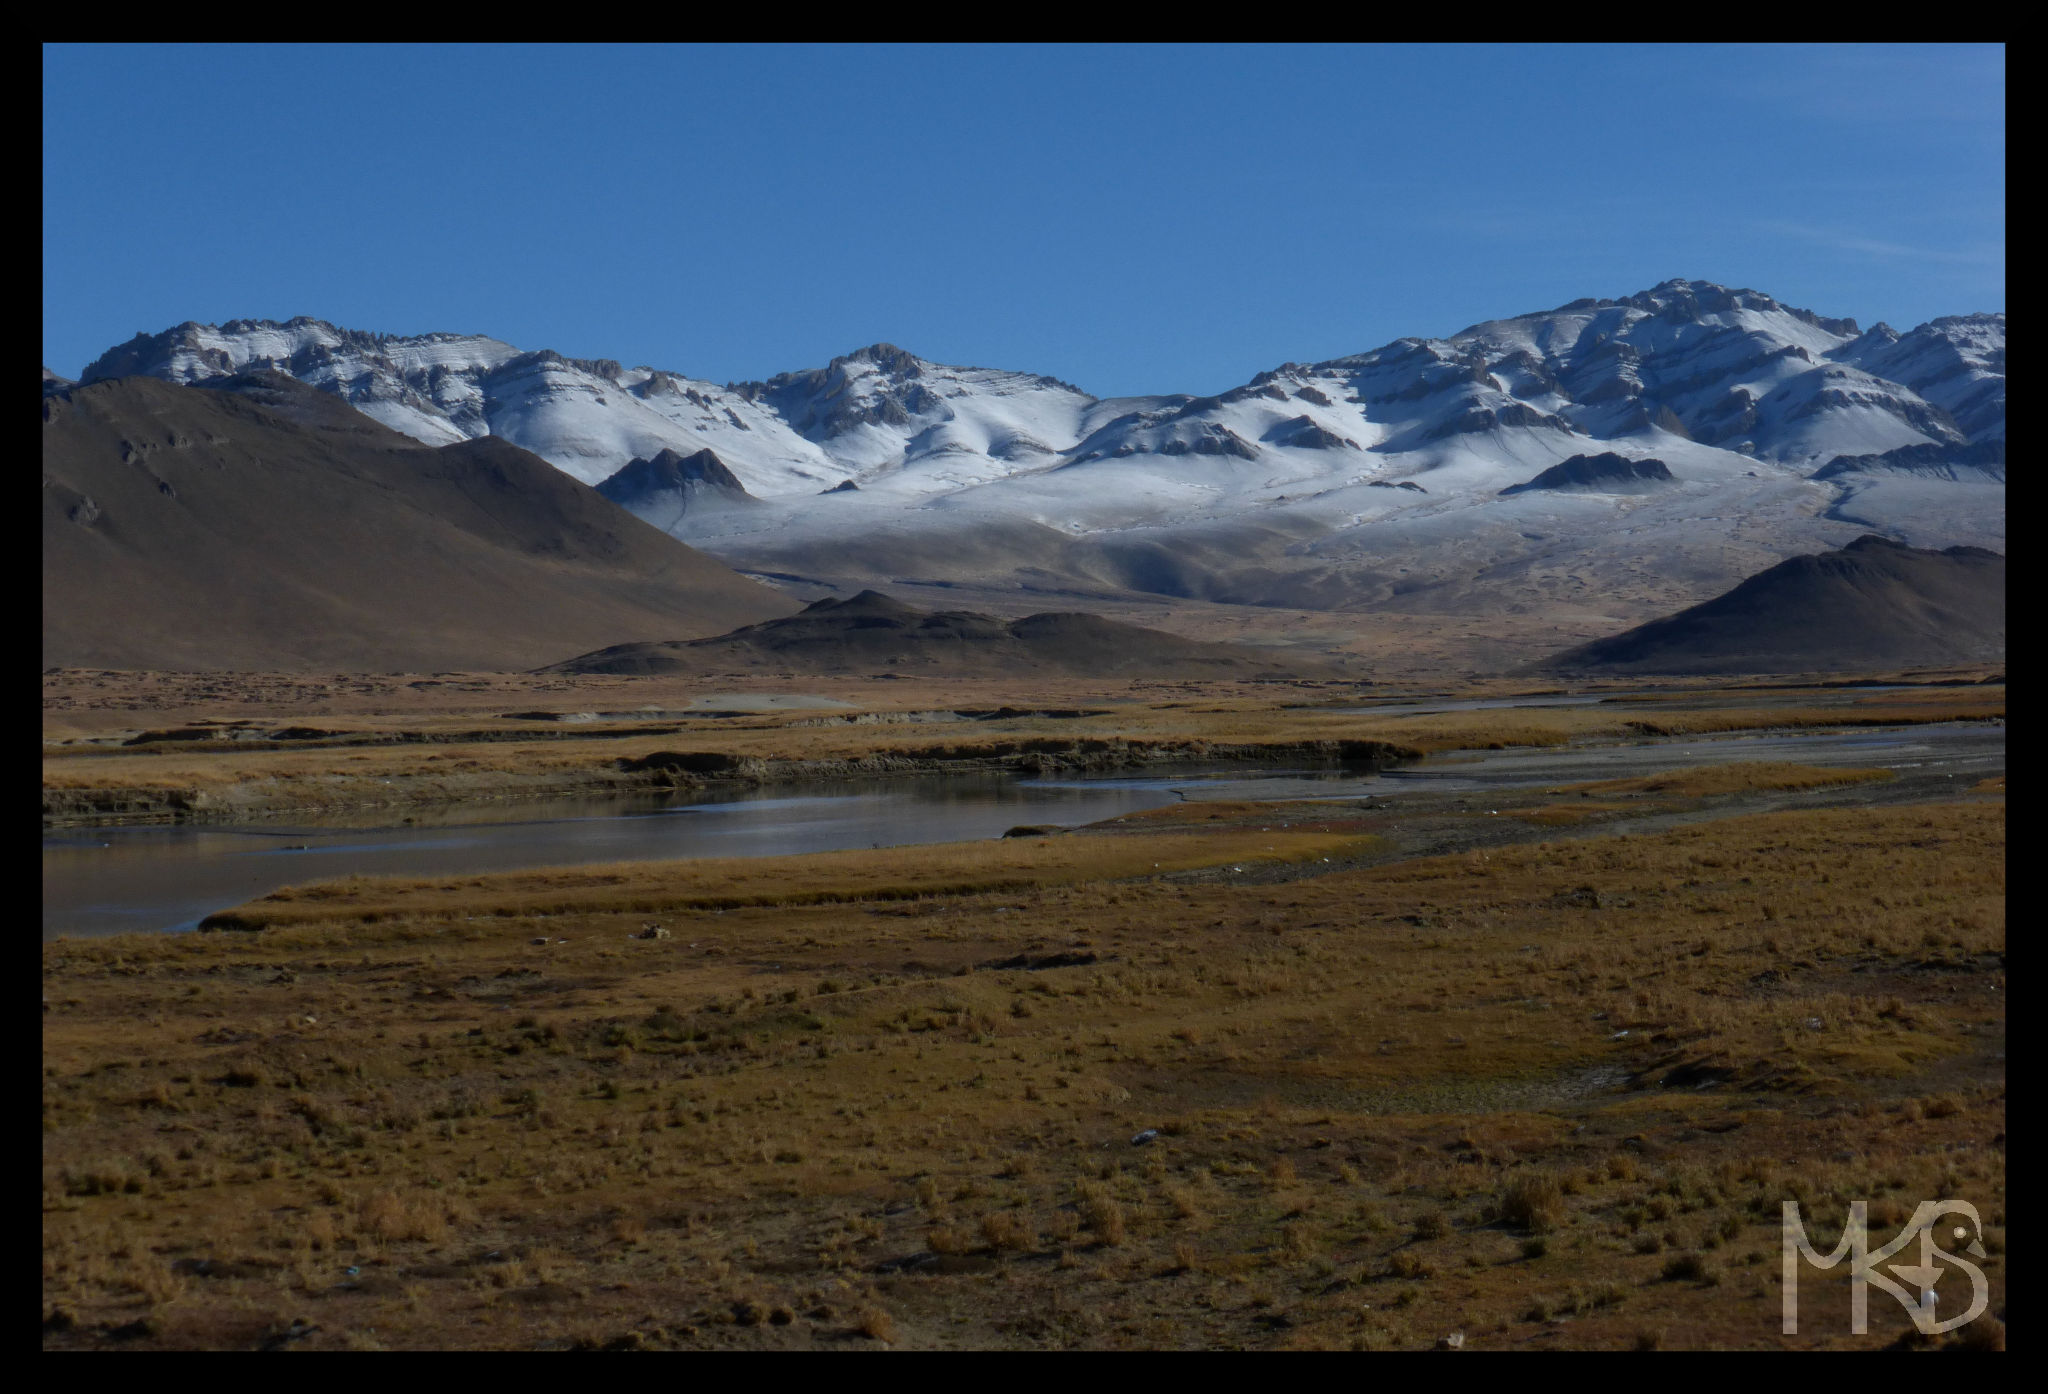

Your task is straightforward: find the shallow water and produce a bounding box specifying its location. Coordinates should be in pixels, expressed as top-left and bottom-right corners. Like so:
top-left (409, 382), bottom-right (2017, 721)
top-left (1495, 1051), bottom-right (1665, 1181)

top-left (42, 723), bottom-right (2003, 940)
top-left (43, 773), bottom-right (1204, 940)
top-left (1033, 722), bottom-right (2000, 799)
top-left (1316, 693), bottom-right (1614, 717)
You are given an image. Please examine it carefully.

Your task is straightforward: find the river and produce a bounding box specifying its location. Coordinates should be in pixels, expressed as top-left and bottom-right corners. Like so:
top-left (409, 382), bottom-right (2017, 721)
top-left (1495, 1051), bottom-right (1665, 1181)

top-left (41, 722), bottom-right (2002, 940)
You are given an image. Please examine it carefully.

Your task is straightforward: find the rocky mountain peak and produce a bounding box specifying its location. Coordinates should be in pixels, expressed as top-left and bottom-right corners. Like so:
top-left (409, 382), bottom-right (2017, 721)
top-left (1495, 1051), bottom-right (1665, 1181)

top-left (839, 343), bottom-right (923, 377)
top-left (594, 446), bottom-right (755, 516)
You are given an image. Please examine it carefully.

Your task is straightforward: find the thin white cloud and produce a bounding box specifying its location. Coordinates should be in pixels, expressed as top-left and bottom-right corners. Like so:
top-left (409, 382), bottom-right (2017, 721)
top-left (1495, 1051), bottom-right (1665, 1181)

top-left (1716, 44), bottom-right (2005, 126)
top-left (1754, 221), bottom-right (2005, 268)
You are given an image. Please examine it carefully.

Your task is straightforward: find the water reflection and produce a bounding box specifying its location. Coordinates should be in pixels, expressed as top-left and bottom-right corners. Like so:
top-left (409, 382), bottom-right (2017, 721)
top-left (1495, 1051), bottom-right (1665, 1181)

top-left (43, 773), bottom-right (1186, 940)
top-left (42, 722), bottom-right (2001, 941)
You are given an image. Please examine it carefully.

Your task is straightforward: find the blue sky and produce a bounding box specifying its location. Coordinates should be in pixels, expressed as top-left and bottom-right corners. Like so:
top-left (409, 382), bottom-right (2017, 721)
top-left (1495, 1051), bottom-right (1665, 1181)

top-left (42, 43), bottom-right (2004, 396)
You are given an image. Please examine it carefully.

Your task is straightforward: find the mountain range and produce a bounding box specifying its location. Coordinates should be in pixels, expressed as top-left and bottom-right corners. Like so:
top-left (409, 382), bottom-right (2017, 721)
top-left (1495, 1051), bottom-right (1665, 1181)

top-left (70, 280), bottom-right (2005, 625)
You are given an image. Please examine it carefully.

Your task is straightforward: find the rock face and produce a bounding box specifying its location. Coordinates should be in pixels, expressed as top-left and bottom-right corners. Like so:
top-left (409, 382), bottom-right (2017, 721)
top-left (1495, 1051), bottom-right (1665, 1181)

top-left (1499, 453), bottom-right (1676, 496)
top-left (1541, 534), bottom-right (2005, 674)
top-left (1264, 415), bottom-right (1360, 450)
top-left (41, 372), bottom-right (796, 671)
top-left (1155, 423), bottom-right (1260, 459)
top-left (1832, 314), bottom-right (2006, 441)
top-left (1809, 438), bottom-right (2006, 483)
top-left (543, 589), bottom-right (1334, 679)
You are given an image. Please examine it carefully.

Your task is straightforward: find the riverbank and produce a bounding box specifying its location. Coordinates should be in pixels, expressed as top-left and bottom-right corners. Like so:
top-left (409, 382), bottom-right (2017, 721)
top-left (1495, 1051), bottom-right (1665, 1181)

top-left (44, 718), bottom-right (2006, 942)
top-left (42, 737), bottom-right (1417, 828)
top-left (42, 677), bottom-right (2003, 828)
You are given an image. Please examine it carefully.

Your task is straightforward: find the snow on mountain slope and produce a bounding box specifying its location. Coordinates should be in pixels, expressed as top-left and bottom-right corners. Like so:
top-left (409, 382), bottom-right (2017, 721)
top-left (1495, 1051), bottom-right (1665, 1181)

top-left (82, 282), bottom-right (1998, 498)
top-left (77, 281), bottom-right (2002, 622)
top-left (80, 326), bottom-right (1103, 494)
top-left (82, 318), bottom-right (520, 447)
top-left (1323, 278), bottom-right (1962, 463)
top-left (1831, 313), bottom-right (2006, 442)
top-left (727, 345), bottom-right (1098, 493)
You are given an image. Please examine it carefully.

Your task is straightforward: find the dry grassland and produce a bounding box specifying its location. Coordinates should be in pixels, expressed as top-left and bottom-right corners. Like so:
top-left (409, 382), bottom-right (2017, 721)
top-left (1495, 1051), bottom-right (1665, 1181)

top-left (44, 794), bottom-right (2004, 1351)
top-left (41, 684), bottom-right (2004, 824)
top-left (203, 827), bottom-right (1382, 931)
top-left (1558, 763), bottom-right (1896, 799)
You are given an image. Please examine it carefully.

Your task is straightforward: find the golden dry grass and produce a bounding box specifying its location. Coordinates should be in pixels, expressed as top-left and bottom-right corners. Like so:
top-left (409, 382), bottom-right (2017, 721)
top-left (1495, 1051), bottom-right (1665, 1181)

top-left (1558, 762), bottom-right (1897, 799)
top-left (1611, 701), bottom-right (2003, 737)
top-left (42, 683), bottom-right (2002, 818)
top-left (43, 795), bottom-right (2003, 1351)
top-left (1513, 801), bottom-right (1643, 826)
top-left (201, 827), bottom-right (1382, 931)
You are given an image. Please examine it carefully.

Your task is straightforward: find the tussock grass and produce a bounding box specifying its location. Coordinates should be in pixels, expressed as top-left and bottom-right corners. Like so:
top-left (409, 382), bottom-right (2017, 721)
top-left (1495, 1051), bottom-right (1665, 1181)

top-left (42, 798), bottom-right (2003, 1350)
top-left (1515, 800), bottom-right (1637, 826)
top-left (200, 827), bottom-right (1382, 930)
top-left (1615, 701), bottom-right (2001, 738)
top-left (44, 681), bottom-right (1998, 817)
top-left (1561, 762), bottom-right (1897, 798)
top-left (1496, 1173), bottom-right (1567, 1232)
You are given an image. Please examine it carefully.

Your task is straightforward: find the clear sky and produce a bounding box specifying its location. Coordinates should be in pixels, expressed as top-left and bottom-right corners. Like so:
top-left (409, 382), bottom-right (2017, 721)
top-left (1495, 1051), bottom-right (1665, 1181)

top-left (43, 43), bottom-right (2005, 397)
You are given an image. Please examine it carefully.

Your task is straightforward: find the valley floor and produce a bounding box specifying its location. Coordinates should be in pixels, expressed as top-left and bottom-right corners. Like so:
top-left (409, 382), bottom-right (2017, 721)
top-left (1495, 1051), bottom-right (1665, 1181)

top-left (41, 682), bottom-right (2006, 1350)
top-left (41, 670), bottom-right (2004, 828)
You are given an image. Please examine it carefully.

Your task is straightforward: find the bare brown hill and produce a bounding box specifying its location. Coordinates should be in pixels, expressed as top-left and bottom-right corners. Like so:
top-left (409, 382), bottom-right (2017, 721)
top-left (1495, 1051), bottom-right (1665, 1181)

top-left (1542, 534), bottom-right (2005, 674)
top-left (543, 589), bottom-right (1337, 678)
top-left (42, 373), bottom-right (797, 671)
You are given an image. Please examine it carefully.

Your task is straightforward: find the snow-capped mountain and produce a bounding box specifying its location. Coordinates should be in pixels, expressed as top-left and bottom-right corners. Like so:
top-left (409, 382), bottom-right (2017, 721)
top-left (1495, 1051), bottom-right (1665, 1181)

top-left (78, 281), bottom-right (2003, 621)
top-left (80, 318), bottom-right (521, 447)
top-left (1056, 280), bottom-right (1982, 477)
top-left (1831, 314), bottom-right (2006, 442)
top-left (80, 324), bottom-right (1103, 494)
top-left (82, 282), bottom-right (2001, 494)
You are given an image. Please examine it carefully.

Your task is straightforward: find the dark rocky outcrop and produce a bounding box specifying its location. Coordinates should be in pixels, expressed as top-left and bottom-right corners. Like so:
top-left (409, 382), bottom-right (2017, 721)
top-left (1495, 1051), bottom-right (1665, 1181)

top-left (1500, 453), bottom-right (1675, 496)
top-left (545, 589), bottom-right (1336, 679)
top-left (595, 447), bottom-right (756, 520)
top-left (1423, 401), bottom-right (1575, 442)
top-left (1263, 415), bottom-right (1359, 450)
top-left (727, 344), bottom-right (1085, 443)
top-left (1158, 424), bottom-right (1259, 460)
top-left (1810, 438), bottom-right (2006, 483)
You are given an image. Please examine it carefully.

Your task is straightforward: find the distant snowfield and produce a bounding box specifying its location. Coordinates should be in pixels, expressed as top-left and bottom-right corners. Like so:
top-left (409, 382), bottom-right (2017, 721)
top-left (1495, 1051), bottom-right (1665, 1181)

top-left (80, 281), bottom-right (2004, 620)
